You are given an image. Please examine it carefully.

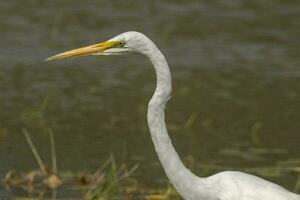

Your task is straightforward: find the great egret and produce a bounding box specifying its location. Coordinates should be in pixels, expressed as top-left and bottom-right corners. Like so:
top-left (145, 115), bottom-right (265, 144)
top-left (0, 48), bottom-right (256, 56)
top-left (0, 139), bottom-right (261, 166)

top-left (47, 31), bottom-right (300, 200)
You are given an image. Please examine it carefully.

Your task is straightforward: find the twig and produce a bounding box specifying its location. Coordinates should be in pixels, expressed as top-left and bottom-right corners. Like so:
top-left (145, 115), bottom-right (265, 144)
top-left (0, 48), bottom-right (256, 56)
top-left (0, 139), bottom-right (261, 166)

top-left (22, 128), bottom-right (47, 175)
top-left (110, 153), bottom-right (117, 172)
top-left (49, 129), bottom-right (58, 174)
top-left (118, 164), bottom-right (139, 181)
top-left (51, 189), bottom-right (57, 200)
top-left (93, 157), bottom-right (112, 177)
top-left (294, 174), bottom-right (300, 193)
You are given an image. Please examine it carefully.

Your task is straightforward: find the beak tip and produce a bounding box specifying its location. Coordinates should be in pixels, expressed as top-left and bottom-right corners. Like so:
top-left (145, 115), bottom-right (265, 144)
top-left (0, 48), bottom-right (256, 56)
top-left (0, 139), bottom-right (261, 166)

top-left (45, 56), bottom-right (59, 61)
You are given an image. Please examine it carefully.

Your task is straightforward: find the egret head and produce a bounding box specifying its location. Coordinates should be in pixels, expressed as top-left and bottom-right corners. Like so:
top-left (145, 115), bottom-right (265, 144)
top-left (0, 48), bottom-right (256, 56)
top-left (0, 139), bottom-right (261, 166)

top-left (46, 31), bottom-right (153, 61)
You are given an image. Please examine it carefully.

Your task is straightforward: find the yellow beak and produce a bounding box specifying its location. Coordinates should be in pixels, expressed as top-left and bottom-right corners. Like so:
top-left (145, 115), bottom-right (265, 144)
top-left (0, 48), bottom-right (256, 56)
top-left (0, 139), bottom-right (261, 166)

top-left (46, 41), bottom-right (119, 61)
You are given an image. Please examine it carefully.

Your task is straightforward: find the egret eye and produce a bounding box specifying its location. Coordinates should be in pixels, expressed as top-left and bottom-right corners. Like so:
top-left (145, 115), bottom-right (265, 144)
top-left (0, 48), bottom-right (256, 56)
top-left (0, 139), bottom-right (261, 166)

top-left (119, 41), bottom-right (125, 47)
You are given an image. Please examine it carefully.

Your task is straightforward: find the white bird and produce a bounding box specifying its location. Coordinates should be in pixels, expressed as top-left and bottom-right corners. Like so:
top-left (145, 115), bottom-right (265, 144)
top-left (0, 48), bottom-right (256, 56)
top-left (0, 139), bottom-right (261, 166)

top-left (47, 31), bottom-right (300, 200)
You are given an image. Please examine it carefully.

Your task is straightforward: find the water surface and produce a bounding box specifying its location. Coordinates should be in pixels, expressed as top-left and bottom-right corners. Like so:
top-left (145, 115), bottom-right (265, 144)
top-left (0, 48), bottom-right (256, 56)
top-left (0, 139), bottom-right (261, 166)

top-left (0, 0), bottom-right (300, 198)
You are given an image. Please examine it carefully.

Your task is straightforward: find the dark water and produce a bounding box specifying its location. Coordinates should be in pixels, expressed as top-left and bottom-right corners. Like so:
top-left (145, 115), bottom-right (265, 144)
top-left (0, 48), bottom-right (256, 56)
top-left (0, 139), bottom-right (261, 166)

top-left (0, 0), bottom-right (300, 198)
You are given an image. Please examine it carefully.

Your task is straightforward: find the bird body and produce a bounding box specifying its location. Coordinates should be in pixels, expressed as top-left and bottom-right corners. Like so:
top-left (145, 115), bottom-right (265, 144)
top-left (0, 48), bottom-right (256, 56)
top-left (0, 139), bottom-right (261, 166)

top-left (47, 31), bottom-right (300, 200)
top-left (204, 171), bottom-right (300, 200)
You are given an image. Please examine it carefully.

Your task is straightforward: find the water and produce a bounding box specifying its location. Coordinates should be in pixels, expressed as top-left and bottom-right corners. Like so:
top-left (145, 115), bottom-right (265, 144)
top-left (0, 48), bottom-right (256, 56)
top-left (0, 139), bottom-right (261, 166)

top-left (0, 0), bottom-right (300, 198)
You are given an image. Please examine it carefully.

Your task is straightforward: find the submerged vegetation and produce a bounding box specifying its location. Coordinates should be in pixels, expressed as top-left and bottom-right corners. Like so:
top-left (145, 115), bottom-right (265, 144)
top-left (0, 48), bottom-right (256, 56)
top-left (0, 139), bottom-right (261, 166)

top-left (1, 127), bottom-right (300, 199)
top-left (1, 96), bottom-right (299, 199)
top-left (1, 128), bottom-right (181, 200)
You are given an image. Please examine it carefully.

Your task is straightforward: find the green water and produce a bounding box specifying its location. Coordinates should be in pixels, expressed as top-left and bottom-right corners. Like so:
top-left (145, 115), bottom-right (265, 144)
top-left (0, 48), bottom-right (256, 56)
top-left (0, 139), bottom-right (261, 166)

top-left (0, 0), bottom-right (300, 198)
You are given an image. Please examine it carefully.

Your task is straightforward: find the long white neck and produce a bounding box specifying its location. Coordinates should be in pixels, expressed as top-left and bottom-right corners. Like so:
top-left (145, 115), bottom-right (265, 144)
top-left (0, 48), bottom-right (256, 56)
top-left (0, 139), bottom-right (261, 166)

top-left (145, 43), bottom-right (200, 196)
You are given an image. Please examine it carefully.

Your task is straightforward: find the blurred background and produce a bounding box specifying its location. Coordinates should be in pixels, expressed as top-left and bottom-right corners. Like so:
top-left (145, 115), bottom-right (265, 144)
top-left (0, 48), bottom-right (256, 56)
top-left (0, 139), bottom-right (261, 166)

top-left (0, 0), bottom-right (300, 198)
